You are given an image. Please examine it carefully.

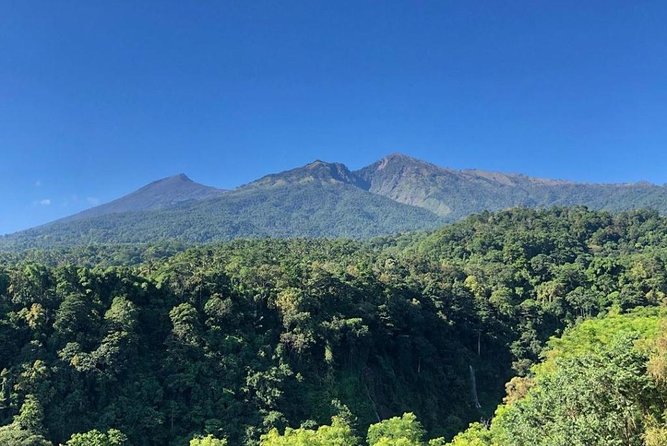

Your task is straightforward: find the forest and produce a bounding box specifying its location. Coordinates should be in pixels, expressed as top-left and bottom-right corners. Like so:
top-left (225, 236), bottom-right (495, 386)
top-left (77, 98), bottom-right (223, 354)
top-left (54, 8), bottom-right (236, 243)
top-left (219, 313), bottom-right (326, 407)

top-left (0, 207), bottom-right (666, 445)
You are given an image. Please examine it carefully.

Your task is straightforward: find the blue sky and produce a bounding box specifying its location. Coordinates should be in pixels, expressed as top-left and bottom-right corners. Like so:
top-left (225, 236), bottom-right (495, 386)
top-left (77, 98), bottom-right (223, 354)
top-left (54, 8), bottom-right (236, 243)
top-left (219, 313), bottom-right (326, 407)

top-left (2, 1), bottom-right (667, 234)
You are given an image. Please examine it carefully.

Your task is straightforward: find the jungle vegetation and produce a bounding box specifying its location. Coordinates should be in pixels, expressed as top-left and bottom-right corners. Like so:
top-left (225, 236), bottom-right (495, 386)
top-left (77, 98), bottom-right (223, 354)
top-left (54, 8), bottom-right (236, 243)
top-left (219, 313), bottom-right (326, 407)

top-left (0, 207), bottom-right (666, 445)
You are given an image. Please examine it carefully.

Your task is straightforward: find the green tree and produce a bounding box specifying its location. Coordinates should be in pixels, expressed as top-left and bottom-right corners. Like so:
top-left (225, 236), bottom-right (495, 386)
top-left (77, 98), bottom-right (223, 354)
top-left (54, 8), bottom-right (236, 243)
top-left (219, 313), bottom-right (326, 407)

top-left (0, 395), bottom-right (52, 446)
top-left (260, 415), bottom-right (359, 446)
top-left (367, 413), bottom-right (426, 446)
top-left (189, 434), bottom-right (228, 446)
top-left (66, 429), bottom-right (128, 446)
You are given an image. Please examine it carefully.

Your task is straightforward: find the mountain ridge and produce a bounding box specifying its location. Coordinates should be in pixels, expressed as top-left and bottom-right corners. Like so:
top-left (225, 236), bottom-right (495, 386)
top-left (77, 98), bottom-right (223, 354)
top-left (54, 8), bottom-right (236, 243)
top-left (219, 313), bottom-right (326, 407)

top-left (3, 152), bottom-right (667, 248)
top-left (242, 159), bottom-right (369, 190)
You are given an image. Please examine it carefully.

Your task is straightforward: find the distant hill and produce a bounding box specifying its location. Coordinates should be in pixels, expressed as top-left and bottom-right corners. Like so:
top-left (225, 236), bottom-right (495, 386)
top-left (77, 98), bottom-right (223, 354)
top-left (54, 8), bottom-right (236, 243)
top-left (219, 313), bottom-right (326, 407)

top-left (2, 153), bottom-right (667, 248)
top-left (58, 173), bottom-right (226, 222)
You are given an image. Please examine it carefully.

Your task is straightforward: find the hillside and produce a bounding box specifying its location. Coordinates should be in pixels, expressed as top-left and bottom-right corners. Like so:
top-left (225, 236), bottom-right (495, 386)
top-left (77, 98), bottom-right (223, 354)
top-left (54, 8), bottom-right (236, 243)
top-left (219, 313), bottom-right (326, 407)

top-left (357, 153), bottom-right (667, 220)
top-left (60, 174), bottom-right (226, 222)
top-left (446, 307), bottom-right (667, 446)
top-left (3, 153), bottom-right (667, 248)
top-left (245, 160), bottom-right (368, 190)
top-left (2, 168), bottom-right (441, 248)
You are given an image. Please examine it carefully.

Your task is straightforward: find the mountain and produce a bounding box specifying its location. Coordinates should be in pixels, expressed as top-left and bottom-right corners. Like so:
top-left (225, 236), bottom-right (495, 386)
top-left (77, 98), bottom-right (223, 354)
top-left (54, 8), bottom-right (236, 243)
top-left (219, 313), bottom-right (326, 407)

top-left (0, 161), bottom-right (441, 248)
top-left (59, 174), bottom-right (226, 222)
top-left (357, 153), bottom-right (667, 220)
top-left (245, 160), bottom-right (368, 190)
top-left (3, 153), bottom-right (667, 248)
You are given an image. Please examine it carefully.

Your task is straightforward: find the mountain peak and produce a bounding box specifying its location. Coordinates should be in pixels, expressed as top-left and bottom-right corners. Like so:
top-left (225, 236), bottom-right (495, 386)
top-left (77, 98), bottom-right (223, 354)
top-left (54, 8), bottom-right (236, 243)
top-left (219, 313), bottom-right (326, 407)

top-left (384, 152), bottom-right (418, 161)
top-left (378, 152), bottom-right (425, 166)
top-left (175, 173), bottom-right (192, 182)
top-left (57, 174), bottom-right (225, 223)
top-left (246, 160), bottom-right (366, 189)
top-left (360, 152), bottom-right (439, 175)
top-left (152, 173), bottom-right (193, 184)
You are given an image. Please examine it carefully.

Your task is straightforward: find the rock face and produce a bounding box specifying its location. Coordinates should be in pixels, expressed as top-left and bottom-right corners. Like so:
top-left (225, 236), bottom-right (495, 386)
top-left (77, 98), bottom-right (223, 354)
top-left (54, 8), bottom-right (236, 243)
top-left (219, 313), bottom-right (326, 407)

top-left (356, 153), bottom-right (457, 216)
top-left (244, 160), bottom-right (368, 189)
top-left (3, 152), bottom-right (667, 248)
top-left (357, 153), bottom-right (666, 220)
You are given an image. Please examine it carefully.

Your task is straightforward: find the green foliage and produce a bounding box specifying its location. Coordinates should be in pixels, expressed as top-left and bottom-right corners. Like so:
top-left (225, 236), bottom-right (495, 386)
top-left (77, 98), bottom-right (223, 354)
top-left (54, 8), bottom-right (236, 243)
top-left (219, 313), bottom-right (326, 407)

top-left (0, 208), bottom-right (665, 445)
top-left (446, 423), bottom-right (493, 446)
top-left (66, 429), bottom-right (128, 446)
top-left (260, 415), bottom-right (359, 446)
top-left (645, 423), bottom-right (667, 446)
top-left (0, 426), bottom-right (52, 446)
top-left (448, 308), bottom-right (667, 446)
top-left (14, 395), bottom-right (46, 434)
top-left (367, 413), bottom-right (426, 445)
top-left (497, 336), bottom-right (652, 446)
top-left (0, 395), bottom-right (52, 446)
top-left (189, 434), bottom-right (228, 446)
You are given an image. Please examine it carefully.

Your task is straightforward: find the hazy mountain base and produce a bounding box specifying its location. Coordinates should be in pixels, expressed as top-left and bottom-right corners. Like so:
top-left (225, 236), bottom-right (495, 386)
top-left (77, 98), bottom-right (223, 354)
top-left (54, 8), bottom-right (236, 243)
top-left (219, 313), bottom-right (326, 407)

top-left (0, 207), bottom-right (666, 445)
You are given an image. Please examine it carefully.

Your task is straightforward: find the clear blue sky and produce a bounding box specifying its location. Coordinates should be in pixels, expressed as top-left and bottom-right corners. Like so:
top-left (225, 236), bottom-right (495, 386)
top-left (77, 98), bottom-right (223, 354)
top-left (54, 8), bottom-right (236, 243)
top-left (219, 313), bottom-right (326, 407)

top-left (2, 1), bottom-right (667, 234)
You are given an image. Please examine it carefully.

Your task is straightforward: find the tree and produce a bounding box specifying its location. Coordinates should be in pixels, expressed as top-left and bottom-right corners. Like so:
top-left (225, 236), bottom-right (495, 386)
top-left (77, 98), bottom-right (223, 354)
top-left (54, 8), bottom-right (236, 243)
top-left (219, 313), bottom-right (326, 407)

top-left (189, 434), bottom-right (228, 446)
top-left (0, 395), bottom-right (52, 446)
top-left (260, 415), bottom-right (359, 446)
top-left (445, 423), bottom-right (492, 446)
top-left (367, 413), bottom-right (426, 446)
top-left (66, 429), bottom-right (128, 446)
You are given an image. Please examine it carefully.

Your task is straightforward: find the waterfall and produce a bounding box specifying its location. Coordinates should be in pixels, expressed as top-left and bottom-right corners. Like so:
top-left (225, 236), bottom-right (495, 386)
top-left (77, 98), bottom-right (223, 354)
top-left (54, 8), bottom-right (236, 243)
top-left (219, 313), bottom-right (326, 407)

top-left (469, 365), bottom-right (482, 409)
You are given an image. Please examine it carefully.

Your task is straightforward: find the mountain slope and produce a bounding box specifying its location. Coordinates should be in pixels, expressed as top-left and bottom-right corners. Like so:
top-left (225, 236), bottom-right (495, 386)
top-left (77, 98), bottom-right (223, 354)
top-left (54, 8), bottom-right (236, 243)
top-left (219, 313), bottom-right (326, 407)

top-left (357, 153), bottom-right (667, 219)
top-left (60, 174), bottom-right (226, 222)
top-left (244, 160), bottom-right (368, 190)
top-left (3, 153), bottom-right (667, 249)
top-left (1, 163), bottom-right (442, 248)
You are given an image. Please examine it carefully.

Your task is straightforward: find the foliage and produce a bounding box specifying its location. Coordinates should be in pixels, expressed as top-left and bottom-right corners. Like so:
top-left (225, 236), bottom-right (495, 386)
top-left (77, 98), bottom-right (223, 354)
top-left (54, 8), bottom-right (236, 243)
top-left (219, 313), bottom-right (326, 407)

top-left (66, 429), bottom-right (128, 446)
top-left (0, 208), bottom-right (666, 445)
top-left (260, 415), bottom-right (359, 446)
top-left (0, 394), bottom-right (52, 445)
top-left (447, 308), bottom-right (667, 446)
top-left (367, 413), bottom-right (426, 445)
top-left (189, 434), bottom-right (228, 446)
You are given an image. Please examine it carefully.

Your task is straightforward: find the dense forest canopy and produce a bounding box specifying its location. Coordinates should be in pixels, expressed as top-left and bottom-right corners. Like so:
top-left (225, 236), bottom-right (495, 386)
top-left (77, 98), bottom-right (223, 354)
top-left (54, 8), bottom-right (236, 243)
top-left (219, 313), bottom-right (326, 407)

top-left (0, 207), bottom-right (666, 445)
top-left (446, 307), bottom-right (667, 446)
